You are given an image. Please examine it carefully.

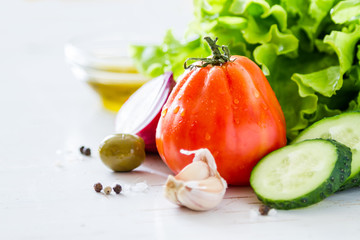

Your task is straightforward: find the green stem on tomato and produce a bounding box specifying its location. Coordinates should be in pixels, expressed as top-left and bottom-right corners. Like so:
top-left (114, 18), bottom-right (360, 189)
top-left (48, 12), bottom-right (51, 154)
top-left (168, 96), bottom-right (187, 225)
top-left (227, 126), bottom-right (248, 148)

top-left (184, 36), bottom-right (233, 70)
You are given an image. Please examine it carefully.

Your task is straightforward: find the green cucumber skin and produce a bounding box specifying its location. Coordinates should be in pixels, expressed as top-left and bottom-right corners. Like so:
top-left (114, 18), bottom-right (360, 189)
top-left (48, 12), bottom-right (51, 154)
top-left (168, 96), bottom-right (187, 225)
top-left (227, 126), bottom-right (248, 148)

top-left (339, 176), bottom-right (360, 191)
top-left (252, 139), bottom-right (352, 210)
top-left (293, 111), bottom-right (360, 190)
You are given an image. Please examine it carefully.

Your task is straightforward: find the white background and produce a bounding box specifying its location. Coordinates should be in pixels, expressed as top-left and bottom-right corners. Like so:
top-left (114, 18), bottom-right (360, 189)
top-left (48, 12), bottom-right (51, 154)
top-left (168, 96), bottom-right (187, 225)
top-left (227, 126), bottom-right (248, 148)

top-left (1, 1), bottom-right (360, 239)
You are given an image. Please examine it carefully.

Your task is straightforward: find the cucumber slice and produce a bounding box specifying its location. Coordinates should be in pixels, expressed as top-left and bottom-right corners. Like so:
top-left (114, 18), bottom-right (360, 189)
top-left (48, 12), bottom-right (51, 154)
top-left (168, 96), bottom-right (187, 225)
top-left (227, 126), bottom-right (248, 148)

top-left (250, 139), bottom-right (351, 209)
top-left (293, 111), bottom-right (360, 189)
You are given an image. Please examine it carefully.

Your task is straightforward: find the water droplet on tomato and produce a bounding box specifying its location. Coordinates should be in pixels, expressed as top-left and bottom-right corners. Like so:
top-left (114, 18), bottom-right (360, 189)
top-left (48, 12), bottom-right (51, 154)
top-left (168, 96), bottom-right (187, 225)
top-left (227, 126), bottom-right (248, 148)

top-left (180, 109), bottom-right (185, 117)
top-left (235, 118), bottom-right (240, 124)
top-left (161, 108), bottom-right (168, 117)
top-left (258, 121), bottom-right (265, 127)
top-left (254, 89), bottom-right (260, 98)
top-left (205, 133), bottom-right (211, 141)
top-left (233, 99), bottom-right (239, 104)
top-left (191, 120), bottom-right (198, 127)
top-left (173, 106), bottom-right (180, 114)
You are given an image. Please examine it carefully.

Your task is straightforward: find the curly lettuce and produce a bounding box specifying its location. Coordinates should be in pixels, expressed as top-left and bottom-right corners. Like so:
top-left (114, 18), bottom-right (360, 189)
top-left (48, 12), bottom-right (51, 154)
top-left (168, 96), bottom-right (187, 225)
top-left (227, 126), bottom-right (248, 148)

top-left (131, 0), bottom-right (360, 140)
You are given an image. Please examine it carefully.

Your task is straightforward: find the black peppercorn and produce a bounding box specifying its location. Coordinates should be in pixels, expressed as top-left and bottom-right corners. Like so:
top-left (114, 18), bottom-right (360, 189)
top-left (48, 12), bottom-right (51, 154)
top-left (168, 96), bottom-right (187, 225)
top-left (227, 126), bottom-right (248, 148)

top-left (259, 204), bottom-right (271, 216)
top-left (94, 183), bottom-right (103, 193)
top-left (113, 184), bottom-right (122, 194)
top-left (83, 148), bottom-right (91, 156)
top-left (80, 146), bottom-right (91, 156)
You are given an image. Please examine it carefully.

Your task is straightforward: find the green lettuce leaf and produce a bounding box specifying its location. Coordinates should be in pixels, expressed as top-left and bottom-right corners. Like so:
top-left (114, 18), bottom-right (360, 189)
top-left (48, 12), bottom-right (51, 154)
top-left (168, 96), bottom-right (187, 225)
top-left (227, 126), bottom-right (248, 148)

top-left (292, 66), bottom-right (341, 98)
top-left (130, 44), bottom-right (167, 78)
top-left (305, 103), bottom-right (342, 123)
top-left (130, 31), bottom-right (210, 78)
top-left (331, 0), bottom-right (360, 24)
top-left (324, 25), bottom-right (360, 75)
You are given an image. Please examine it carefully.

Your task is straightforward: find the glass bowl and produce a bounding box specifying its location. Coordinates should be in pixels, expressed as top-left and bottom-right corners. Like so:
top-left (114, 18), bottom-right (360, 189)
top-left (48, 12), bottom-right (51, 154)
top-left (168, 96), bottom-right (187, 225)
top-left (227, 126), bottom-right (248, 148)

top-left (65, 33), bottom-right (154, 111)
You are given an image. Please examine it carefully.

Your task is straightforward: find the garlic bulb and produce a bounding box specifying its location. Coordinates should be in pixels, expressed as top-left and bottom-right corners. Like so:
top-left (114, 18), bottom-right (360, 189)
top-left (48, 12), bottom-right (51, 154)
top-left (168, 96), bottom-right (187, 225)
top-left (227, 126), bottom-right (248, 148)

top-left (164, 148), bottom-right (227, 211)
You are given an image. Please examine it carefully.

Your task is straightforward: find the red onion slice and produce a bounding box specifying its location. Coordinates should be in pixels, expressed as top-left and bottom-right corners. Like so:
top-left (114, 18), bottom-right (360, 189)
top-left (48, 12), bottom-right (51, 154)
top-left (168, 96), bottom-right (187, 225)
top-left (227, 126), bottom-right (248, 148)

top-left (115, 72), bottom-right (175, 152)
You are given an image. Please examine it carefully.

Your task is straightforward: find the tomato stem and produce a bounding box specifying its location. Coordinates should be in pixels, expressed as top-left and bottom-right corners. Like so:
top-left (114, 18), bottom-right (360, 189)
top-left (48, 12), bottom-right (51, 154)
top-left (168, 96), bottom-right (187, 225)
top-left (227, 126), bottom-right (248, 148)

top-left (184, 36), bottom-right (233, 70)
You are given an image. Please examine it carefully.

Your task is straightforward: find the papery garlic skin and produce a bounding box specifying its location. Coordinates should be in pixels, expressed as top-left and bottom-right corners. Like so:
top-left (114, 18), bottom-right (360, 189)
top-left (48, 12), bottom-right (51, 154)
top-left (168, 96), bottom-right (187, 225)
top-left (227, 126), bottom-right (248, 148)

top-left (164, 148), bottom-right (227, 211)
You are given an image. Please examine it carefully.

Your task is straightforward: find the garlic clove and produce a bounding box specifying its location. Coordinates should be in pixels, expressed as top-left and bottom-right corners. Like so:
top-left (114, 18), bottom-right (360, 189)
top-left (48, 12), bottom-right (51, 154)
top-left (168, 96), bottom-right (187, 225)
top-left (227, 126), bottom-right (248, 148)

top-left (180, 149), bottom-right (218, 176)
top-left (164, 175), bottom-right (183, 205)
top-left (196, 176), bottom-right (225, 193)
top-left (164, 148), bottom-right (227, 211)
top-left (177, 186), bottom-right (224, 211)
top-left (175, 160), bottom-right (210, 181)
top-left (177, 176), bottom-right (226, 211)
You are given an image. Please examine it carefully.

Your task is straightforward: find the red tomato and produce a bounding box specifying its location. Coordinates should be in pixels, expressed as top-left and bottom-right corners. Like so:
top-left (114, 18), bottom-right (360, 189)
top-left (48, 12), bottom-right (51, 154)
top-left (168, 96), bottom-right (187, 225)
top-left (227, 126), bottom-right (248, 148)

top-left (156, 39), bottom-right (287, 185)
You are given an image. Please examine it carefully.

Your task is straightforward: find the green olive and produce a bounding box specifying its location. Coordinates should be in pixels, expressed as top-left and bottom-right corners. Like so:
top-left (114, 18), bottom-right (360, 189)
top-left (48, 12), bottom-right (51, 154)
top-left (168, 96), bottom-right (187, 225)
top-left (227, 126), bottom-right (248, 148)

top-left (99, 134), bottom-right (145, 172)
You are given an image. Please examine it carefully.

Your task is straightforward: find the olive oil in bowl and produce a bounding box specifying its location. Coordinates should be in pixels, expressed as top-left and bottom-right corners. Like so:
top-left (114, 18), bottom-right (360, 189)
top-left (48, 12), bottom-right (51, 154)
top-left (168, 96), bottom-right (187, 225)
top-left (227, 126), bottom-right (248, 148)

top-left (84, 65), bottom-right (150, 111)
top-left (65, 33), bottom-right (153, 112)
top-left (88, 78), bottom-right (148, 111)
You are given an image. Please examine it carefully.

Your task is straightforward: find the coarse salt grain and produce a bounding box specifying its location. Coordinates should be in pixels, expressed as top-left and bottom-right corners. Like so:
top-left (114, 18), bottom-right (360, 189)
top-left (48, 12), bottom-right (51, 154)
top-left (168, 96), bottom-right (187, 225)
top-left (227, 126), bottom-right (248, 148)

top-left (130, 181), bottom-right (149, 192)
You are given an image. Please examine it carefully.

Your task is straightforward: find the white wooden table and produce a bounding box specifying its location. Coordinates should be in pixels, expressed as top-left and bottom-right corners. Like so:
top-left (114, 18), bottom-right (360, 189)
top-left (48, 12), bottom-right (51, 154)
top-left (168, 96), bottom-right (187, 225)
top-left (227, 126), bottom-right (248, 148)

top-left (1, 1), bottom-right (360, 239)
